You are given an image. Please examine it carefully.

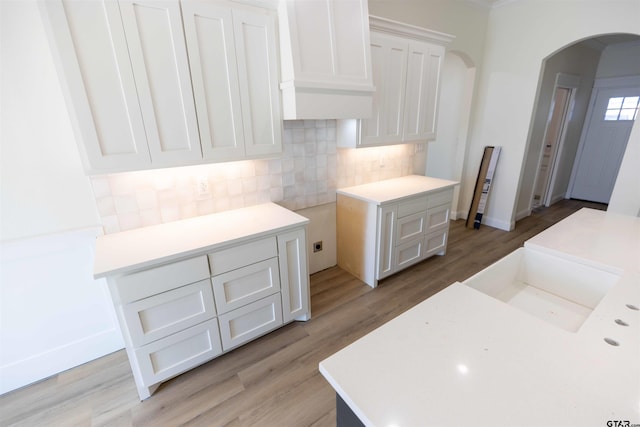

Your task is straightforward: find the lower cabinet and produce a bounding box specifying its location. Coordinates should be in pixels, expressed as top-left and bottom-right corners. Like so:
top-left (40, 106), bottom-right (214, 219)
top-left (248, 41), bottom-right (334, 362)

top-left (107, 226), bottom-right (309, 400)
top-left (337, 176), bottom-right (456, 287)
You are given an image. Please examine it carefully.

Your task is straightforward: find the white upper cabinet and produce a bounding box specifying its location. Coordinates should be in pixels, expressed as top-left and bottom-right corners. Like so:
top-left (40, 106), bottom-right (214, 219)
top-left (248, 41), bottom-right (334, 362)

top-left (40, 0), bottom-right (152, 171)
top-left (182, 2), bottom-right (282, 162)
top-left (119, 0), bottom-right (202, 167)
top-left (278, 0), bottom-right (375, 119)
top-left (41, 0), bottom-right (282, 173)
top-left (337, 16), bottom-right (453, 148)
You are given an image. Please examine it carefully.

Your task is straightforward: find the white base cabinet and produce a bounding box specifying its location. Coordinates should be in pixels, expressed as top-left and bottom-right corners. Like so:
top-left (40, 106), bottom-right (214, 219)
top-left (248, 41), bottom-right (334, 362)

top-left (97, 204), bottom-right (310, 400)
top-left (337, 176), bottom-right (457, 287)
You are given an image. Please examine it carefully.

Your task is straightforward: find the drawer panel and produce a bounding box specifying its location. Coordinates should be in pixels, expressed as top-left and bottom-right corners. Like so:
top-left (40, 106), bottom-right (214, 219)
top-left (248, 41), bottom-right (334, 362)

top-left (424, 229), bottom-right (448, 258)
top-left (218, 294), bottom-right (283, 351)
top-left (115, 256), bottom-right (210, 303)
top-left (426, 204), bottom-right (451, 233)
top-left (397, 196), bottom-right (428, 218)
top-left (123, 279), bottom-right (216, 347)
top-left (208, 237), bottom-right (277, 276)
top-left (135, 319), bottom-right (222, 387)
top-left (396, 211), bottom-right (426, 246)
top-left (427, 188), bottom-right (453, 208)
top-left (395, 238), bottom-right (423, 270)
top-left (212, 257), bottom-right (281, 315)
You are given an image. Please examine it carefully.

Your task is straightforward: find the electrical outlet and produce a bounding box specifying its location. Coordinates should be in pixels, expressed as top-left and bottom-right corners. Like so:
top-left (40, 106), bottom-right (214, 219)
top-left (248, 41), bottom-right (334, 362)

top-left (313, 241), bottom-right (323, 253)
top-left (196, 175), bottom-right (210, 198)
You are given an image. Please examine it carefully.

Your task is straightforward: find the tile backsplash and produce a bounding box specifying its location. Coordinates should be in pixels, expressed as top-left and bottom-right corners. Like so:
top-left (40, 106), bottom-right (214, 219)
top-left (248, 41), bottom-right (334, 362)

top-left (91, 120), bottom-right (422, 234)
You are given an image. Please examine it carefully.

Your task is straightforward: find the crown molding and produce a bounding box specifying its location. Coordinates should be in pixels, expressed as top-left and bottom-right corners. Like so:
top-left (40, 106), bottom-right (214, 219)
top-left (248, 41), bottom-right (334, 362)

top-left (369, 15), bottom-right (455, 45)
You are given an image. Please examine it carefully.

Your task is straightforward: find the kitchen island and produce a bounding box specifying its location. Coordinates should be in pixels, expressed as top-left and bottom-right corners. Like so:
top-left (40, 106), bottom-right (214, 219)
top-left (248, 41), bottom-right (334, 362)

top-left (320, 208), bottom-right (639, 426)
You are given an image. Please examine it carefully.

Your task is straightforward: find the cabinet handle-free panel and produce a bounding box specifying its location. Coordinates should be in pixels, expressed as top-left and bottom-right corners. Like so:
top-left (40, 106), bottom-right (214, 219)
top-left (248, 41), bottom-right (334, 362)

top-left (278, 229), bottom-right (310, 322)
top-left (119, 0), bottom-right (202, 166)
top-left (123, 279), bottom-right (216, 347)
top-left (218, 294), bottom-right (283, 351)
top-left (211, 257), bottom-right (281, 315)
top-left (376, 205), bottom-right (397, 280)
top-left (134, 319), bottom-right (222, 387)
top-left (426, 204), bottom-right (451, 233)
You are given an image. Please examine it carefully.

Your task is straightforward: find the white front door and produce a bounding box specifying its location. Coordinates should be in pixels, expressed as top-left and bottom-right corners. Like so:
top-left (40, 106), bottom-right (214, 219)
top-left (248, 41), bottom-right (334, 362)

top-left (570, 84), bottom-right (640, 203)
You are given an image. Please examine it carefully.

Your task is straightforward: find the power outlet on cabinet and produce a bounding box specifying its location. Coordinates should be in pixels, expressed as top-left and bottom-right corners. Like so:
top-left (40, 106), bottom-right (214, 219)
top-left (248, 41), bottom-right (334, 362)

top-left (313, 241), bottom-right (323, 252)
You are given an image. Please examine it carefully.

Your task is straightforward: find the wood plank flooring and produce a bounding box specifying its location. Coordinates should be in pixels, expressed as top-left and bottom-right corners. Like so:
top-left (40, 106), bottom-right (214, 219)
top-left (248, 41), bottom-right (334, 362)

top-left (0, 200), bottom-right (605, 427)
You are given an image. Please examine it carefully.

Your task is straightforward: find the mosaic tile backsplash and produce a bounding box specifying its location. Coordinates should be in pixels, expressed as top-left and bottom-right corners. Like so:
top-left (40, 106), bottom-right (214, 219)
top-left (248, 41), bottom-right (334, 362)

top-left (91, 120), bottom-right (421, 234)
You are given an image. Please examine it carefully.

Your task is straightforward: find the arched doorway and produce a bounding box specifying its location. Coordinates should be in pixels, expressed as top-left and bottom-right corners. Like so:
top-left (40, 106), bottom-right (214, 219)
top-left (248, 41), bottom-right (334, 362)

top-left (517, 33), bottom-right (640, 219)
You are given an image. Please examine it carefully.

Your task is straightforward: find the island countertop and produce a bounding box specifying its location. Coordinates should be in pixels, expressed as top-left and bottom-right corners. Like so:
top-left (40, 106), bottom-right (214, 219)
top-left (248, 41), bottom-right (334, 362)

top-left (319, 208), bottom-right (640, 426)
top-left (93, 203), bottom-right (309, 278)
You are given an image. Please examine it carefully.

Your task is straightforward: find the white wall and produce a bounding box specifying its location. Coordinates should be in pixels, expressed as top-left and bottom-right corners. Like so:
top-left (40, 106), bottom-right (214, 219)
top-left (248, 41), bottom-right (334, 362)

top-left (609, 119), bottom-right (640, 216)
top-left (1, 0), bottom-right (123, 394)
top-left (516, 43), bottom-right (602, 218)
top-left (460, 0), bottom-right (640, 230)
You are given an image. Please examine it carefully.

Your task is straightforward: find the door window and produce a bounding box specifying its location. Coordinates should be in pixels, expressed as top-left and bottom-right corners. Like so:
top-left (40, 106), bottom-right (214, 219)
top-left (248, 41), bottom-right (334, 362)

top-left (604, 96), bottom-right (639, 121)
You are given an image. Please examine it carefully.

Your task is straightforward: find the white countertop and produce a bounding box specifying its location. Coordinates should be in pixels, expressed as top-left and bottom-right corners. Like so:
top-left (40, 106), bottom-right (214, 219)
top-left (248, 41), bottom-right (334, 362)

top-left (337, 175), bottom-right (459, 205)
top-left (94, 203), bottom-right (309, 278)
top-left (320, 208), bottom-right (640, 426)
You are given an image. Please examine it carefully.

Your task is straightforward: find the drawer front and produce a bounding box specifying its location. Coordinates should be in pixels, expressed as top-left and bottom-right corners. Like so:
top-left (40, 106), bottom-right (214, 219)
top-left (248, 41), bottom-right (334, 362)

top-left (396, 211), bottom-right (426, 246)
top-left (212, 257), bottom-right (281, 315)
top-left (115, 256), bottom-right (210, 303)
top-left (395, 238), bottom-right (424, 270)
top-left (427, 188), bottom-right (453, 208)
top-left (426, 204), bottom-right (451, 233)
top-left (218, 294), bottom-right (283, 351)
top-left (397, 196), bottom-right (428, 218)
top-left (134, 319), bottom-right (222, 387)
top-left (208, 237), bottom-right (277, 276)
top-left (424, 229), bottom-right (448, 258)
top-left (123, 279), bottom-right (216, 347)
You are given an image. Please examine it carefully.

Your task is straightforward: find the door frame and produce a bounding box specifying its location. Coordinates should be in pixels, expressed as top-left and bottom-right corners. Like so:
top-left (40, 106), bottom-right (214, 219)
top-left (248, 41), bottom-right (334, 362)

top-left (531, 73), bottom-right (580, 208)
top-left (567, 75), bottom-right (640, 200)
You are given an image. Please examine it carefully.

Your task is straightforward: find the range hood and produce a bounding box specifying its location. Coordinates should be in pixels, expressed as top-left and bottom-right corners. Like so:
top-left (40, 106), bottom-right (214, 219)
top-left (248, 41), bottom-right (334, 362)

top-left (277, 0), bottom-right (375, 120)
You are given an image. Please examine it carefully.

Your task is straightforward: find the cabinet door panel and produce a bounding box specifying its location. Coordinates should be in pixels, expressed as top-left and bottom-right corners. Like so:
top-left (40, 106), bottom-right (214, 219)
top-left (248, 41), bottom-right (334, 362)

top-left (426, 204), bottom-right (451, 233)
top-left (396, 211), bottom-right (426, 245)
top-left (278, 228), bottom-right (310, 322)
top-left (233, 9), bottom-right (282, 157)
top-left (43, 0), bottom-right (151, 171)
top-left (182, 2), bottom-right (245, 161)
top-left (134, 319), bottom-right (222, 386)
top-left (218, 294), bottom-right (283, 351)
top-left (424, 229), bottom-right (448, 257)
top-left (331, 0), bottom-right (371, 82)
top-left (123, 279), bottom-right (216, 346)
top-left (120, 0), bottom-right (201, 166)
top-left (211, 257), bottom-right (281, 315)
top-left (404, 42), bottom-right (443, 141)
top-left (362, 34), bottom-right (407, 146)
top-left (395, 238), bottom-right (423, 270)
top-left (376, 205), bottom-right (397, 279)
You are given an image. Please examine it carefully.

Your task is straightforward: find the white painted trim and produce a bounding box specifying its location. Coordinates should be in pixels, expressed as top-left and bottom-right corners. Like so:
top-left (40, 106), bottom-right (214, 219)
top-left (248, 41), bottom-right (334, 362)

top-left (369, 15), bottom-right (455, 45)
top-left (594, 75), bottom-right (640, 88)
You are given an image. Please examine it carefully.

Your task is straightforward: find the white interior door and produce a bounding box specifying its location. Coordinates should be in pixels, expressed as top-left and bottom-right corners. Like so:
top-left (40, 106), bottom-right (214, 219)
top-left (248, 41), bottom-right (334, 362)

top-left (570, 85), bottom-right (640, 203)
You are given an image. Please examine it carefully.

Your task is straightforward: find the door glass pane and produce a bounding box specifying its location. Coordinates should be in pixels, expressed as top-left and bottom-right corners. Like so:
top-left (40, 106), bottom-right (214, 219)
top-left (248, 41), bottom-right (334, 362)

top-left (604, 110), bottom-right (619, 121)
top-left (618, 109), bottom-right (636, 120)
top-left (621, 96), bottom-right (639, 109)
top-left (607, 97), bottom-right (624, 109)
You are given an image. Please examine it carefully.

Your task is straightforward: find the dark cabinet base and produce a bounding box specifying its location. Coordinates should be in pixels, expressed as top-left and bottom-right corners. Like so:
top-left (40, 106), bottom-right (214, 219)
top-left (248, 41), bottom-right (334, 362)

top-left (336, 393), bottom-right (365, 427)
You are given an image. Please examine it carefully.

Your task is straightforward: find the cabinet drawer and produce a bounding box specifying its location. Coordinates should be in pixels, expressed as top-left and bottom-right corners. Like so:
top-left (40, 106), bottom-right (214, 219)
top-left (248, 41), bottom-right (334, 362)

top-left (123, 279), bottom-right (216, 347)
top-left (218, 294), bottom-right (283, 351)
top-left (134, 319), bottom-right (222, 387)
top-left (395, 237), bottom-right (424, 270)
top-left (208, 237), bottom-right (277, 275)
top-left (396, 211), bottom-right (426, 246)
top-left (212, 257), bottom-right (280, 315)
top-left (424, 229), bottom-right (448, 258)
top-left (397, 196), bottom-right (428, 218)
top-left (427, 188), bottom-right (453, 208)
top-left (115, 256), bottom-right (210, 303)
top-left (426, 204), bottom-right (451, 233)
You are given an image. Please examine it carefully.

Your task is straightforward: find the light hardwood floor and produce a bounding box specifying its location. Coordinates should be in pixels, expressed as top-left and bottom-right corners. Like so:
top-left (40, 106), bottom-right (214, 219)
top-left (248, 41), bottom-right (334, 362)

top-left (0, 200), bottom-right (605, 427)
